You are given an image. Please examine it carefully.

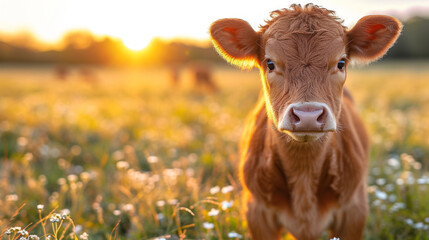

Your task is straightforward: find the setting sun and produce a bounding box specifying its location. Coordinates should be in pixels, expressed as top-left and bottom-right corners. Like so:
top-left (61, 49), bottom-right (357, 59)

top-left (122, 35), bottom-right (152, 51)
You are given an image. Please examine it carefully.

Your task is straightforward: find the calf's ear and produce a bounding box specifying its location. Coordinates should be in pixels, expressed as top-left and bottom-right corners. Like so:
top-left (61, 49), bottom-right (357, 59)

top-left (210, 18), bottom-right (260, 69)
top-left (347, 15), bottom-right (402, 63)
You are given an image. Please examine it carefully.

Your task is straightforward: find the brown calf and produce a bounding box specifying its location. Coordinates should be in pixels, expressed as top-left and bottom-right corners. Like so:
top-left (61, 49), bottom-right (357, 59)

top-left (210, 4), bottom-right (401, 240)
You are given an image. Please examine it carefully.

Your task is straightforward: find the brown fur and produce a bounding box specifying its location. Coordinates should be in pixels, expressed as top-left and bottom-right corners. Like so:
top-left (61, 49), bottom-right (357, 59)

top-left (210, 4), bottom-right (402, 240)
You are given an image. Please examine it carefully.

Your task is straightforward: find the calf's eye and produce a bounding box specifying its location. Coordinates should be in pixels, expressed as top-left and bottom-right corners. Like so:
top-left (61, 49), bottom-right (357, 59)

top-left (337, 59), bottom-right (346, 70)
top-left (267, 59), bottom-right (275, 71)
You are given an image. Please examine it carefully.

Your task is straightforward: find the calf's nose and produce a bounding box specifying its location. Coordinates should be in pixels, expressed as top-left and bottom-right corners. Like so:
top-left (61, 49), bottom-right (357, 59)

top-left (289, 105), bottom-right (327, 131)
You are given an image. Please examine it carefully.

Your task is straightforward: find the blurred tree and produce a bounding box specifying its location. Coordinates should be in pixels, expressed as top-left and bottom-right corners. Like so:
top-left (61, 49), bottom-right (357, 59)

top-left (61, 30), bottom-right (96, 50)
top-left (385, 17), bottom-right (429, 59)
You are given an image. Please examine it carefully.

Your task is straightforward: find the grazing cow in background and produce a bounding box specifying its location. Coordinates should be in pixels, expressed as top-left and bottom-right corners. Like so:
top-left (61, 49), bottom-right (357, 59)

top-left (210, 4), bottom-right (401, 240)
top-left (168, 62), bottom-right (218, 92)
top-left (54, 64), bottom-right (70, 81)
top-left (189, 62), bottom-right (217, 92)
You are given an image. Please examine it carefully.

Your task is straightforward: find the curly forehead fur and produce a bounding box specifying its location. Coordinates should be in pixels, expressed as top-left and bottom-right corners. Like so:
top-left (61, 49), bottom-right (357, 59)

top-left (259, 4), bottom-right (346, 35)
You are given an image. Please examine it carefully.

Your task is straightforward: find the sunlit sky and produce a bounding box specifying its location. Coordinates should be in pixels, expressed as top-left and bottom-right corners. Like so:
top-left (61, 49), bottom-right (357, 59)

top-left (0, 0), bottom-right (428, 50)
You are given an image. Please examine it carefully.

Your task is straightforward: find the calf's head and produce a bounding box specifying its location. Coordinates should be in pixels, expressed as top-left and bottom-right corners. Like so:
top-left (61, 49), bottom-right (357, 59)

top-left (210, 4), bottom-right (401, 142)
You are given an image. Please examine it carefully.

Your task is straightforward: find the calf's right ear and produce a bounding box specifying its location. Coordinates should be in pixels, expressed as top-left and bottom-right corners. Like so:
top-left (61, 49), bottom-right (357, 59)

top-left (210, 18), bottom-right (260, 69)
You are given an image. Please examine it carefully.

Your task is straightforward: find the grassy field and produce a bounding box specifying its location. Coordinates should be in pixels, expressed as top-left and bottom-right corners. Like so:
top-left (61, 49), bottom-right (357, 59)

top-left (0, 61), bottom-right (428, 240)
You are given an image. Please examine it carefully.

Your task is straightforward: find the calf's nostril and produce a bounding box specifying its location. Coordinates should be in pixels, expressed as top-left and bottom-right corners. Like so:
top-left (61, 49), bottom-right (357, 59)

top-left (316, 109), bottom-right (326, 123)
top-left (290, 109), bottom-right (301, 124)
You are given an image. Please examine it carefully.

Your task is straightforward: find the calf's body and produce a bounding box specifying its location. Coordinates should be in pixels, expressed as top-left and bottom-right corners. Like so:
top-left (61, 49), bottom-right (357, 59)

top-left (241, 93), bottom-right (368, 239)
top-left (210, 4), bottom-right (401, 239)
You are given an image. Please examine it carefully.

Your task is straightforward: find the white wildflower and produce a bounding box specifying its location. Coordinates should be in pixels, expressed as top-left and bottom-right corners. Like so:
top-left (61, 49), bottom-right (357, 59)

top-left (18, 229), bottom-right (29, 237)
top-left (414, 222), bottom-right (424, 229)
top-left (208, 208), bottom-right (220, 217)
top-left (147, 156), bottom-right (159, 163)
top-left (387, 158), bottom-right (400, 169)
top-left (116, 161), bottom-right (130, 170)
top-left (375, 190), bottom-right (387, 200)
top-left (167, 199), bottom-right (178, 205)
top-left (156, 200), bottom-right (166, 207)
top-left (79, 232), bottom-right (89, 240)
top-left (210, 186), bottom-right (220, 194)
top-left (221, 200), bottom-right (233, 210)
top-left (203, 222), bottom-right (214, 229)
top-left (37, 204), bottom-right (44, 211)
top-left (221, 185), bottom-right (234, 194)
top-left (375, 178), bottom-right (386, 186)
top-left (228, 231), bottom-right (243, 238)
top-left (405, 218), bottom-right (414, 225)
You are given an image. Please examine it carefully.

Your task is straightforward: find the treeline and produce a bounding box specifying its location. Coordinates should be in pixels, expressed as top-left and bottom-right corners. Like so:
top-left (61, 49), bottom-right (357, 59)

top-left (385, 16), bottom-right (429, 59)
top-left (0, 16), bottom-right (427, 66)
top-left (0, 32), bottom-right (222, 66)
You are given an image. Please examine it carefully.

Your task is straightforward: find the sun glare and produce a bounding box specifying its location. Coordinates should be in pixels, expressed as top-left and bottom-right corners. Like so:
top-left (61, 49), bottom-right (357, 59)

top-left (122, 36), bottom-right (152, 51)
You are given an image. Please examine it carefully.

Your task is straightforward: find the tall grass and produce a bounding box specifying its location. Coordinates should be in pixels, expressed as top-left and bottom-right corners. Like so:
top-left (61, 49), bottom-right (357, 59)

top-left (0, 62), bottom-right (428, 239)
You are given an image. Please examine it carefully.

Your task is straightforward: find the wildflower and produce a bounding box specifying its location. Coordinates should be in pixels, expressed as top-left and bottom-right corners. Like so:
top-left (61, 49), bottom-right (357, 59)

top-left (23, 153), bottom-right (33, 162)
top-left (210, 186), bottom-right (220, 194)
top-left (157, 213), bottom-right (165, 220)
top-left (28, 235), bottom-right (40, 240)
top-left (385, 184), bottom-right (395, 192)
top-left (221, 185), bottom-right (234, 194)
top-left (375, 190), bottom-right (387, 200)
top-left (203, 222), bottom-right (214, 229)
top-left (18, 229), bottom-right (29, 237)
top-left (388, 194), bottom-right (397, 202)
top-left (50, 213), bottom-right (62, 223)
top-left (113, 150), bottom-right (125, 161)
top-left (228, 231), bottom-right (243, 238)
top-left (122, 203), bottom-right (135, 213)
top-left (414, 222), bottom-right (424, 229)
top-left (37, 204), bottom-right (44, 211)
top-left (113, 210), bottom-right (121, 216)
top-left (67, 174), bottom-right (78, 183)
top-left (79, 232), bottom-right (89, 240)
top-left (147, 155), bottom-right (159, 163)
top-left (375, 178), bottom-right (386, 186)
top-left (221, 200), bottom-right (233, 210)
top-left (6, 194), bottom-right (18, 202)
top-left (61, 209), bottom-right (70, 218)
top-left (18, 237), bottom-right (27, 240)
top-left (81, 172), bottom-right (92, 183)
top-left (405, 218), bottom-right (414, 226)
top-left (389, 202), bottom-right (405, 213)
top-left (208, 208), bottom-right (220, 217)
top-left (330, 238), bottom-right (340, 240)
top-left (57, 178), bottom-right (67, 186)
top-left (17, 137), bottom-right (28, 147)
top-left (168, 199), bottom-right (178, 205)
top-left (116, 161), bottom-right (130, 170)
top-left (425, 217), bottom-right (429, 223)
top-left (70, 145), bottom-right (82, 156)
top-left (387, 157), bottom-right (400, 169)
top-left (156, 200), bottom-right (166, 207)
top-left (417, 176), bottom-right (429, 184)
top-left (75, 225), bottom-right (83, 234)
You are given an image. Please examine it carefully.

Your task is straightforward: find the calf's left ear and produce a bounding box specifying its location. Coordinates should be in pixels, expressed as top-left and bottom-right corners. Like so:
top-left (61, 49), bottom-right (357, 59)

top-left (347, 15), bottom-right (402, 63)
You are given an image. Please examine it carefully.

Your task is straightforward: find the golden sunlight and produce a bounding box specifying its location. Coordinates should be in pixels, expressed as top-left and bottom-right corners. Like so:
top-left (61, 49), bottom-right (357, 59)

top-left (122, 35), bottom-right (152, 51)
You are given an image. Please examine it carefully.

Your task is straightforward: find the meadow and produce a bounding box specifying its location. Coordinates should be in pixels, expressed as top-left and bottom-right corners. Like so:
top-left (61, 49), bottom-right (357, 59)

top-left (0, 61), bottom-right (428, 240)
